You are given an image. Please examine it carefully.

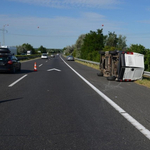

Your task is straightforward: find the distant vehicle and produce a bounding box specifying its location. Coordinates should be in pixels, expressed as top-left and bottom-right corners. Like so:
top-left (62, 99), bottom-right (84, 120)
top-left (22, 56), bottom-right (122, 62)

top-left (67, 55), bottom-right (74, 61)
top-left (21, 53), bottom-right (26, 55)
top-left (0, 46), bottom-right (17, 55)
top-left (97, 50), bottom-right (144, 81)
top-left (50, 54), bottom-right (55, 58)
top-left (0, 48), bottom-right (21, 73)
top-left (41, 53), bottom-right (48, 59)
top-left (27, 50), bottom-right (32, 55)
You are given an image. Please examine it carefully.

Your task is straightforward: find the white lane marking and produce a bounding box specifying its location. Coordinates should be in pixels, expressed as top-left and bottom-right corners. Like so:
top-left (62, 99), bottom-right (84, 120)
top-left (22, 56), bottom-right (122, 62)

top-left (8, 74), bottom-right (28, 87)
top-left (60, 56), bottom-right (150, 140)
top-left (39, 64), bottom-right (43, 67)
top-left (47, 68), bottom-right (61, 72)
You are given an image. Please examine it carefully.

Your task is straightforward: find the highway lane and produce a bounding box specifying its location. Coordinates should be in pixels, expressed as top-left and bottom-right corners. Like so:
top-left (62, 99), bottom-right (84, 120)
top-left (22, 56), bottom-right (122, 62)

top-left (63, 55), bottom-right (150, 132)
top-left (0, 55), bottom-right (150, 149)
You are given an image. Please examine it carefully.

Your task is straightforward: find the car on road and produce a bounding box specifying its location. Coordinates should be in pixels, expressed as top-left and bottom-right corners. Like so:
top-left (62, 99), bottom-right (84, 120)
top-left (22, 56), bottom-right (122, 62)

top-left (67, 55), bottom-right (74, 61)
top-left (50, 54), bottom-right (55, 58)
top-left (41, 53), bottom-right (48, 59)
top-left (0, 48), bottom-right (21, 73)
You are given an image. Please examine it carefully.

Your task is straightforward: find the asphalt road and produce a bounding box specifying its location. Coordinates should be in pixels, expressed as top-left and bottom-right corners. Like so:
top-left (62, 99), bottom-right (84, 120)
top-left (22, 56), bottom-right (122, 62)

top-left (0, 55), bottom-right (150, 150)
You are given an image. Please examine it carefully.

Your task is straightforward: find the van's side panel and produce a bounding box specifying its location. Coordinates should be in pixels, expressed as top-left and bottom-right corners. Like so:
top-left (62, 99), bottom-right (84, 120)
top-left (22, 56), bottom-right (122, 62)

top-left (133, 68), bottom-right (144, 80)
top-left (123, 68), bottom-right (144, 80)
top-left (125, 53), bottom-right (144, 68)
top-left (123, 53), bottom-right (144, 81)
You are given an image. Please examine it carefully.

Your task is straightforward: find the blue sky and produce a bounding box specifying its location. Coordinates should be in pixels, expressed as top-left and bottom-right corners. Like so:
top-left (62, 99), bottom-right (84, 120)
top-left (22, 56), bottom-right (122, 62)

top-left (0, 0), bottom-right (150, 49)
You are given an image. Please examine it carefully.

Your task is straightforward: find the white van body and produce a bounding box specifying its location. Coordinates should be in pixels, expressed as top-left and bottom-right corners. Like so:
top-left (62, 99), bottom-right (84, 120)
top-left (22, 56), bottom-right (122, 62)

top-left (123, 52), bottom-right (144, 81)
top-left (98, 51), bottom-right (144, 81)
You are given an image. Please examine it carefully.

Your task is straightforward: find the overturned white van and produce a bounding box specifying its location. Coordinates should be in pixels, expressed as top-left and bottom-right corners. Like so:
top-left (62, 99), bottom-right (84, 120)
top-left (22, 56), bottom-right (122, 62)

top-left (97, 50), bottom-right (144, 81)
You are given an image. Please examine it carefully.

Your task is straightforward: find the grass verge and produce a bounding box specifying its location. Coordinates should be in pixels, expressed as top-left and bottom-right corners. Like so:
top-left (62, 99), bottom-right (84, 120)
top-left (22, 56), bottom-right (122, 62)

top-left (75, 60), bottom-right (99, 70)
top-left (135, 76), bottom-right (150, 88)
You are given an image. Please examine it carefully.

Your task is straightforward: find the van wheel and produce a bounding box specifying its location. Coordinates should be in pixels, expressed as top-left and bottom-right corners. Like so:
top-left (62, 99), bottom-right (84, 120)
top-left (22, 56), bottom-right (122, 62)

top-left (107, 76), bottom-right (116, 81)
top-left (97, 72), bottom-right (103, 76)
top-left (109, 51), bottom-right (117, 55)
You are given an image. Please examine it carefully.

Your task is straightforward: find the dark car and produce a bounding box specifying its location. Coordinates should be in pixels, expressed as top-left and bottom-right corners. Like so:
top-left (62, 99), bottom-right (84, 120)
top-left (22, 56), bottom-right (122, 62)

top-left (0, 48), bottom-right (21, 73)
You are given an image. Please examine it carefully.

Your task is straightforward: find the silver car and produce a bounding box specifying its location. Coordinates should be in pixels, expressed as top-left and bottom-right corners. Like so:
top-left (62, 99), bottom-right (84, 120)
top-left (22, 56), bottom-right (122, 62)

top-left (41, 53), bottom-right (48, 59)
top-left (67, 55), bottom-right (74, 61)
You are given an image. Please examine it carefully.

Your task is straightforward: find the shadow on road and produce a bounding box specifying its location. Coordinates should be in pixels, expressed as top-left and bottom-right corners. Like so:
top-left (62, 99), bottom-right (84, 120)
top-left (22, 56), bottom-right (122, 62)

top-left (18, 69), bottom-right (34, 74)
top-left (0, 97), bottom-right (23, 104)
top-left (0, 70), bottom-right (34, 74)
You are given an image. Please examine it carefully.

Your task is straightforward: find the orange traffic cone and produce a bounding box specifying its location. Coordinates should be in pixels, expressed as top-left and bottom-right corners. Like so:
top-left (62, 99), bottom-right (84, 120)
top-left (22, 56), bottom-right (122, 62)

top-left (34, 62), bottom-right (37, 71)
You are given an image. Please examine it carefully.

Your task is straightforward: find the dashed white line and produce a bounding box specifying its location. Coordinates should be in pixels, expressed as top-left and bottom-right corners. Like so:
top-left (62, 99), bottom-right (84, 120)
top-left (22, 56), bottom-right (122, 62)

top-left (8, 74), bottom-right (28, 87)
top-left (60, 55), bottom-right (150, 140)
top-left (39, 64), bottom-right (43, 67)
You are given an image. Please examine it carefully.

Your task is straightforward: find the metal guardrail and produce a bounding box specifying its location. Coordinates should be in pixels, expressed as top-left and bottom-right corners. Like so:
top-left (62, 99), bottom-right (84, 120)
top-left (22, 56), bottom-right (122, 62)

top-left (143, 71), bottom-right (150, 77)
top-left (75, 58), bottom-right (150, 77)
top-left (75, 58), bottom-right (99, 65)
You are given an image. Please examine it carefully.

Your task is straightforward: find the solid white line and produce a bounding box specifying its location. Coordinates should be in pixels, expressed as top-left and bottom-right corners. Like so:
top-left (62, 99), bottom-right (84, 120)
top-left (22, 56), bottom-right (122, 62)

top-left (8, 74), bottom-right (28, 87)
top-left (60, 56), bottom-right (150, 140)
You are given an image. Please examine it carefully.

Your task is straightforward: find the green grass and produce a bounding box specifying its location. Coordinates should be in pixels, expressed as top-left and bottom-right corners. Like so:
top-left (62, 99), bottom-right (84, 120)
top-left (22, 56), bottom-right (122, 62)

top-left (75, 60), bottom-right (99, 70)
top-left (135, 76), bottom-right (150, 88)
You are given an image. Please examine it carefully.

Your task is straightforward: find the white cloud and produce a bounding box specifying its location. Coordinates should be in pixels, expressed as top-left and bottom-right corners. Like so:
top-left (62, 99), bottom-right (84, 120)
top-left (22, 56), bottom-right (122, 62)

top-left (0, 12), bottom-right (123, 48)
top-left (0, 12), bottom-right (120, 35)
top-left (8, 0), bottom-right (121, 8)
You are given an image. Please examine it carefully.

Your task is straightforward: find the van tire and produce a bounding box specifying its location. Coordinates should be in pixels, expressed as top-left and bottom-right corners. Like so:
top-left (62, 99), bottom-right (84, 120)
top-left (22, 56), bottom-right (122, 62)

top-left (97, 72), bottom-right (103, 76)
top-left (109, 51), bottom-right (117, 55)
top-left (107, 76), bottom-right (116, 81)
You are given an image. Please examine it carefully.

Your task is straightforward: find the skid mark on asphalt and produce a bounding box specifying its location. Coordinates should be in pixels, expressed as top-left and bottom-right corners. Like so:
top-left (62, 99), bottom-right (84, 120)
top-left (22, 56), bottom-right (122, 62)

top-left (103, 81), bottom-right (123, 92)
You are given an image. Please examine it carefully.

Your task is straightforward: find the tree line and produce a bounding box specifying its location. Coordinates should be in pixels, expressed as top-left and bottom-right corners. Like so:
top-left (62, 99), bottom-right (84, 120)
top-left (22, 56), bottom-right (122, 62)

top-left (17, 43), bottom-right (61, 55)
top-left (63, 29), bottom-right (150, 71)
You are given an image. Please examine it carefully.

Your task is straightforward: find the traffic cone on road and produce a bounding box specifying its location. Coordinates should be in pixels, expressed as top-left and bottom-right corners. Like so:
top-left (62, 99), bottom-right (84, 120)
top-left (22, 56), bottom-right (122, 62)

top-left (34, 62), bottom-right (37, 71)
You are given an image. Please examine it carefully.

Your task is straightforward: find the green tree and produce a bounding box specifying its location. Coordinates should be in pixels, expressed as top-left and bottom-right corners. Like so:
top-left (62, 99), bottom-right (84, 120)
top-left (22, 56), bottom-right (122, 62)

top-left (81, 29), bottom-right (104, 60)
top-left (103, 46), bottom-right (116, 51)
top-left (145, 49), bottom-right (150, 71)
top-left (105, 32), bottom-right (118, 47)
top-left (127, 44), bottom-right (146, 55)
top-left (74, 34), bottom-right (86, 58)
top-left (64, 45), bottom-right (75, 56)
top-left (117, 35), bottom-right (127, 50)
top-left (17, 45), bottom-right (27, 55)
top-left (22, 43), bottom-right (36, 54)
top-left (38, 45), bottom-right (47, 53)
top-left (104, 32), bottom-right (127, 50)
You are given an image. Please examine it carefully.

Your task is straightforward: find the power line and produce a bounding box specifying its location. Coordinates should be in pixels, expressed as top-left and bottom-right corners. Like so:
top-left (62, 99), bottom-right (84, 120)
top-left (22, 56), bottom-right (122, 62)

top-left (0, 24), bottom-right (9, 46)
top-left (7, 33), bottom-right (79, 37)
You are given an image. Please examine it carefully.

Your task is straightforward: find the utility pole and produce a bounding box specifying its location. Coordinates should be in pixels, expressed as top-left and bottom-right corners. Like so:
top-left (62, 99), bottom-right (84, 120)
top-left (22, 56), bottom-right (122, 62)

top-left (0, 24), bottom-right (9, 46)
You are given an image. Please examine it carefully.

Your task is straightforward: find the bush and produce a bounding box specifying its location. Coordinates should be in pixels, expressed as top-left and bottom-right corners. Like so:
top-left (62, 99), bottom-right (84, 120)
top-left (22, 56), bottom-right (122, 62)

top-left (16, 54), bottom-right (41, 61)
